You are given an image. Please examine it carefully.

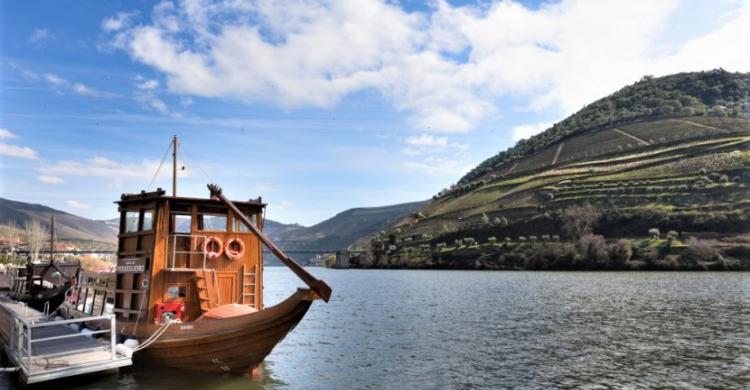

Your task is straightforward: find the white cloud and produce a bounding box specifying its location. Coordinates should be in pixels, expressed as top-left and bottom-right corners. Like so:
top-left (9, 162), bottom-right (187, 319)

top-left (38, 156), bottom-right (177, 183)
top-left (102, 11), bottom-right (136, 32)
top-left (29, 28), bottom-right (52, 43)
top-left (38, 175), bottom-right (64, 184)
top-left (405, 134), bottom-right (448, 147)
top-left (511, 122), bottom-right (553, 141)
top-left (44, 73), bottom-right (67, 87)
top-left (0, 129), bottom-right (16, 139)
top-left (105, 0), bottom-right (750, 132)
top-left (66, 200), bottom-right (90, 210)
top-left (136, 92), bottom-right (169, 114)
top-left (137, 79), bottom-right (160, 90)
top-left (43, 72), bottom-right (112, 97)
top-left (0, 144), bottom-right (38, 159)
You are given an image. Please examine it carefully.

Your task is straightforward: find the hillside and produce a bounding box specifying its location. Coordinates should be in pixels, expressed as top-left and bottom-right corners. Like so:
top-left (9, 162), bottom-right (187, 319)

top-left (265, 201), bottom-right (426, 262)
top-left (0, 198), bottom-right (117, 243)
top-left (363, 70), bottom-right (750, 270)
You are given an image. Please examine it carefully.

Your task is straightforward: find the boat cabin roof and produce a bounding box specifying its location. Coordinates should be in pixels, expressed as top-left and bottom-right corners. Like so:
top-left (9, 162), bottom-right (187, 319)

top-left (117, 188), bottom-right (266, 209)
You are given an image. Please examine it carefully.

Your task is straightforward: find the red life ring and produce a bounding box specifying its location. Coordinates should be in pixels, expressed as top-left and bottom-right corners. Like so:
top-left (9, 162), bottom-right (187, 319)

top-left (203, 236), bottom-right (224, 260)
top-left (224, 238), bottom-right (245, 260)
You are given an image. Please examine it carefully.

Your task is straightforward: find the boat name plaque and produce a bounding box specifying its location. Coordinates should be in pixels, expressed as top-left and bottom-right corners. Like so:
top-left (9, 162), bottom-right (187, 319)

top-left (117, 257), bottom-right (147, 273)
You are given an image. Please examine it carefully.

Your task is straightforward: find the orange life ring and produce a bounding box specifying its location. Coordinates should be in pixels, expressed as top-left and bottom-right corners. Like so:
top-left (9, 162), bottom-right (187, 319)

top-left (203, 236), bottom-right (224, 260)
top-left (224, 238), bottom-right (245, 260)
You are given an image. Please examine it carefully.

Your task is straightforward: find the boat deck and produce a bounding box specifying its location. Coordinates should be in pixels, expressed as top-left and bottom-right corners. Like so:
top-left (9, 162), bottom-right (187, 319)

top-left (0, 300), bottom-right (132, 384)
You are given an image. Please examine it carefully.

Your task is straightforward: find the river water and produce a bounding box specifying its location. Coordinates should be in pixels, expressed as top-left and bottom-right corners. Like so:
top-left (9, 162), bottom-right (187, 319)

top-left (3, 269), bottom-right (749, 389)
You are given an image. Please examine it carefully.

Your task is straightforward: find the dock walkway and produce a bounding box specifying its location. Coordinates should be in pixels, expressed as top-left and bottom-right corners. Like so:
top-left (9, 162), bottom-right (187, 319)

top-left (0, 299), bottom-right (132, 384)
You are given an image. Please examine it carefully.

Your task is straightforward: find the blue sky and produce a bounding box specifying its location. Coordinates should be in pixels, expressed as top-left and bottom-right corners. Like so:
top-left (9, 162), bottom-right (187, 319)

top-left (1, 0), bottom-right (749, 225)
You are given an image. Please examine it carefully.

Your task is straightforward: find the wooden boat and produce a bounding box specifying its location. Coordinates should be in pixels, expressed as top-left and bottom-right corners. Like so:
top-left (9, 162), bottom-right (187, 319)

top-left (58, 137), bottom-right (331, 374)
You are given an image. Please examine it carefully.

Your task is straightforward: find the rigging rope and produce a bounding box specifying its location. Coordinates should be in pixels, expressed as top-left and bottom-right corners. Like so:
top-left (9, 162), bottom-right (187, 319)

top-left (147, 138), bottom-right (174, 191)
top-left (180, 142), bottom-right (214, 185)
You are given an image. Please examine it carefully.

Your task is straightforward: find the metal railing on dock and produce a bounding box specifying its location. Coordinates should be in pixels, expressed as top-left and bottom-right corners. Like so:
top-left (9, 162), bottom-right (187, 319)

top-left (0, 301), bottom-right (132, 384)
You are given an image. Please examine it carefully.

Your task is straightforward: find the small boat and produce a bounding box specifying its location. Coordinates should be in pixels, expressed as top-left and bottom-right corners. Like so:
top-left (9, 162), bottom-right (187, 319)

top-left (8, 261), bottom-right (80, 313)
top-left (58, 137), bottom-right (331, 374)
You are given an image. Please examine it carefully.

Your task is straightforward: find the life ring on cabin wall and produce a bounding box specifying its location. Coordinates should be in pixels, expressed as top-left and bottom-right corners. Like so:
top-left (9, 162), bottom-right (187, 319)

top-left (203, 236), bottom-right (224, 260)
top-left (224, 238), bottom-right (245, 260)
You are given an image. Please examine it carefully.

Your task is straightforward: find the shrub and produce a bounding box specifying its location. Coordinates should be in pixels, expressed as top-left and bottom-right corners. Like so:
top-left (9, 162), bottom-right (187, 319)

top-left (542, 234), bottom-right (551, 242)
top-left (552, 235), bottom-right (560, 242)
top-left (518, 236), bottom-right (527, 242)
top-left (667, 231), bottom-right (679, 241)
top-left (481, 213), bottom-right (491, 225)
top-left (576, 234), bottom-right (608, 264)
top-left (610, 239), bottom-right (633, 263)
top-left (529, 236), bottom-right (538, 243)
top-left (683, 237), bottom-right (721, 264)
top-left (648, 228), bottom-right (660, 239)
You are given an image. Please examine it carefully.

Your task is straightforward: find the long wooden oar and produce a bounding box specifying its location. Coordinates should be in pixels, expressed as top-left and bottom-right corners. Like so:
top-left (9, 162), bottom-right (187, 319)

top-left (208, 184), bottom-right (332, 302)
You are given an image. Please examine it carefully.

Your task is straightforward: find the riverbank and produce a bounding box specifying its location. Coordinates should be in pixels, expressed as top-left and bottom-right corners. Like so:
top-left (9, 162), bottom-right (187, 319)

top-left (356, 234), bottom-right (750, 270)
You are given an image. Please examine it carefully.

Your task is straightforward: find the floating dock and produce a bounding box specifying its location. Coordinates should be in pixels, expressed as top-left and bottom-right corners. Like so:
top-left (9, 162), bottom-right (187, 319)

top-left (0, 299), bottom-right (132, 384)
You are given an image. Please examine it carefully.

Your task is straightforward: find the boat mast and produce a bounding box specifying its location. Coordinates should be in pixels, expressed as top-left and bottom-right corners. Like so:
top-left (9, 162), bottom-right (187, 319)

top-left (172, 135), bottom-right (178, 196)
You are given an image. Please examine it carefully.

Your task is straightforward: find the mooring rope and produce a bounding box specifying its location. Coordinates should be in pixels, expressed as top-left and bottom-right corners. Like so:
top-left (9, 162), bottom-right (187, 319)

top-left (132, 320), bottom-right (174, 352)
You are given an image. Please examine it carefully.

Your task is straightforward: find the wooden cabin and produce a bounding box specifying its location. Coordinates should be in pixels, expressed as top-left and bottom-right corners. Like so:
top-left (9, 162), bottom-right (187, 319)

top-left (114, 188), bottom-right (266, 324)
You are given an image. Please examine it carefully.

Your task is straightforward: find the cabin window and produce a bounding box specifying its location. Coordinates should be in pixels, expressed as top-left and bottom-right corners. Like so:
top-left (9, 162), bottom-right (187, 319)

top-left (198, 214), bottom-right (227, 231)
top-left (232, 210), bottom-right (257, 232)
top-left (233, 218), bottom-right (251, 232)
top-left (125, 211), bottom-right (140, 233)
top-left (166, 284), bottom-right (187, 300)
top-left (142, 210), bottom-right (154, 231)
top-left (171, 214), bottom-right (191, 234)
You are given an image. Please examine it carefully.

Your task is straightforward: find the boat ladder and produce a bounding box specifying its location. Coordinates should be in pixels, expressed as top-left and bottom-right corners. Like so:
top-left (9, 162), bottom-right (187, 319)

top-left (241, 266), bottom-right (256, 308)
top-left (194, 270), bottom-right (220, 312)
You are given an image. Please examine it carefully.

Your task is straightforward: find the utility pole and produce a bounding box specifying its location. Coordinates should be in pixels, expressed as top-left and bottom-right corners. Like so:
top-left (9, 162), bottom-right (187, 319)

top-left (172, 135), bottom-right (178, 197)
top-left (50, 215), bottom-right (55, 262)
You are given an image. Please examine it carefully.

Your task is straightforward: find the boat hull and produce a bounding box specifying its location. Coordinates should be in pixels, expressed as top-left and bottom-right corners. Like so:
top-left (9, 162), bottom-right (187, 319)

top-left (115, 288), bottom-right (317, 374)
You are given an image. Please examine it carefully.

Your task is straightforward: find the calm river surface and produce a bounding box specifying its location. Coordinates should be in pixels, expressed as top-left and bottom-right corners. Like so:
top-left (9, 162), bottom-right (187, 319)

top-left (3, 269), bottom-right (749, 389)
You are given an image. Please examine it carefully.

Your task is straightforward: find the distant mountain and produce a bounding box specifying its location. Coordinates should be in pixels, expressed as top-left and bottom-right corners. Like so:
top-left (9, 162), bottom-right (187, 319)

top-left (263, 219), bottom-right (305, 242)
top-left (264, 200), bottom-right (427, 261)
top-left (0, 198), bottom-right (117, 243)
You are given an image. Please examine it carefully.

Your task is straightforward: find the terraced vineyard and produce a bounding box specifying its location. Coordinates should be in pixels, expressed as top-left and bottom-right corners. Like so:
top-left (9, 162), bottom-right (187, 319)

top-left (358, 71), bottom-right (750, 270)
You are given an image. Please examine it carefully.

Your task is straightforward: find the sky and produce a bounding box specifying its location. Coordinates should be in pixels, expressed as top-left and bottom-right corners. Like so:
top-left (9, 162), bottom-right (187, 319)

top-left (1, 0), bottom-right (749, 226)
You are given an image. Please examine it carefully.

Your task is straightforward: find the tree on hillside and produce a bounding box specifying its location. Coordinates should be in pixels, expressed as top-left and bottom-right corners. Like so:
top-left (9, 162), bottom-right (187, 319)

top-left (25, 220), bottom-right (47, 262)
top-left (562, 203), bottom-right (602, 239)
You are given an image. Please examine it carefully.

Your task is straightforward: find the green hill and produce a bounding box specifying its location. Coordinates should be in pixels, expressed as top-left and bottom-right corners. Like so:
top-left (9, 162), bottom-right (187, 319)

top-left (361, 70), bottom-right (750, 270)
